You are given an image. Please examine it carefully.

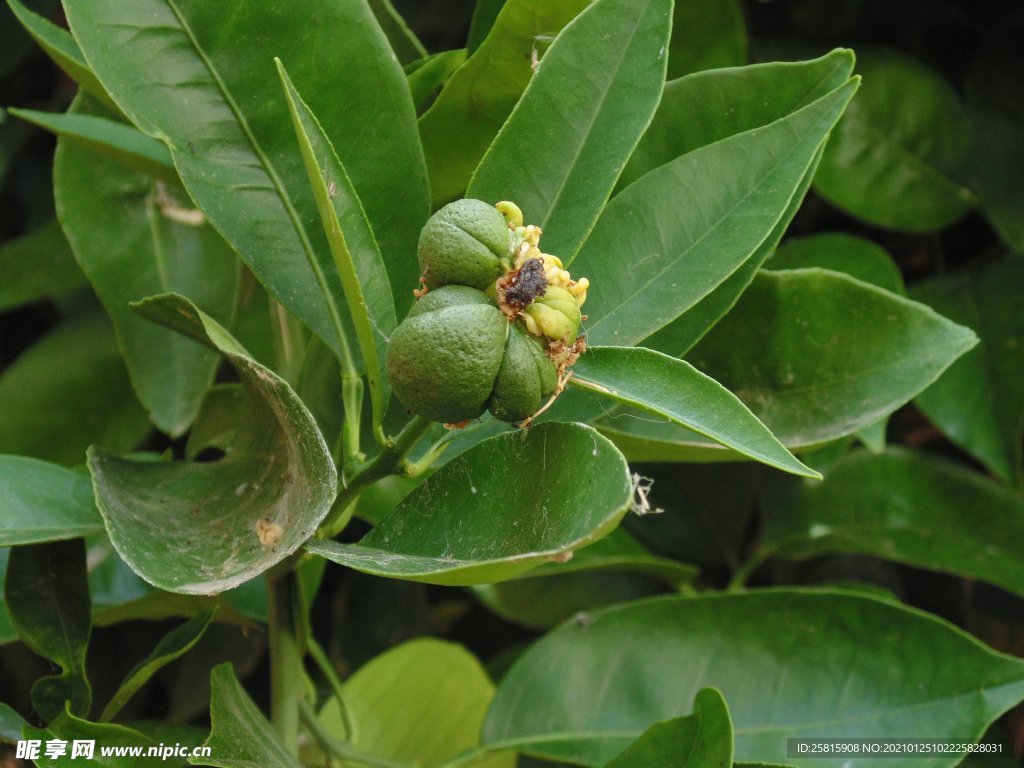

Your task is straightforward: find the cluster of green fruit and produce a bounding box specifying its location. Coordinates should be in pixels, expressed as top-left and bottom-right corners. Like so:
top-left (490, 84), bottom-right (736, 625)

top-left (386, 199), bottom-right (589, 425)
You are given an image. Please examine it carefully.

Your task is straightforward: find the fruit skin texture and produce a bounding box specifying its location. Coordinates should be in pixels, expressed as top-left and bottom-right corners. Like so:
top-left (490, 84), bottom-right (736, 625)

top-left (488, 325), bottom-right (558, 422)
top-left (522, 284), bottom-right (581, 342)
top-left (386, 286), bottom-right (558, 424)
top-left (417, 199), bottom-right (510, 291)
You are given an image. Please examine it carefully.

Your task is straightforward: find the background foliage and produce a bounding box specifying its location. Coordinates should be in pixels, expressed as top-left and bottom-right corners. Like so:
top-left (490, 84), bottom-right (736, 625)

top-left (1, 0), bottom-right (1023, 766)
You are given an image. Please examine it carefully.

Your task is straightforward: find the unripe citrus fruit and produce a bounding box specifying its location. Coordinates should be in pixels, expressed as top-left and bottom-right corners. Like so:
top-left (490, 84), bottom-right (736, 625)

top-left (521, 284), bottom-right (581, 343)
top-left (386, 286), bottom-right (557, 424)
top-left (488, 325), bottom-right (558, 422)
top-left (417, 199), bottom-right (510, 290)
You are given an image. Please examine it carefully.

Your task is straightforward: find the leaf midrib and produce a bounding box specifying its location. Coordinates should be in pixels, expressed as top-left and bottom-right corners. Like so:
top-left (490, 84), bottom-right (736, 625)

top-left (161, 0), bottom-right (346, 350)
top-left (587, 92), bottom-right (846, 344)
top-left (538, 0), bottom-right (653, 239)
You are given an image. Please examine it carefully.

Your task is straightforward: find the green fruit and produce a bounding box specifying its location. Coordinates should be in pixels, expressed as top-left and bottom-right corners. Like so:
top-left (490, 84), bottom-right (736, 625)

top-left (386, 286), bottom-right (557, 424)
top-left (522, 284), bottom-right (581, 342)
top-left (488, 325), bottom-right (559, 422)
top-left (417, 199), bottom-right (510, 290)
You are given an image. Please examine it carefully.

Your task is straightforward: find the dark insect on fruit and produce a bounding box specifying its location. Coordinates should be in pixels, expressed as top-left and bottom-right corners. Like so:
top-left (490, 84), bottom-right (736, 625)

top-left (501, 258), bottom-right (548, 310)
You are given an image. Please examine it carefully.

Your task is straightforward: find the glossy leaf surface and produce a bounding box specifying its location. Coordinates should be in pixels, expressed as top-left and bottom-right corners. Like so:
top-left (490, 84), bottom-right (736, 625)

top-left (419, 0), bottom-right (588, 205)
top-left (571, 347), bottom-right (818, 478)
top-left (25, 711), bottom-right (157, 768)
top-left (277, 61), bottom-right (396, 430)
top-left (318, 639), bottom-right (513, 768)
top-left (4, 540), bottom-right (91, 721)
top-left (577, 348), bottom-right (815, 475)
top-left (768, 232), bottom-right (905, 451)
top-left (99, 608), bottom-right (215, 722)
top-left (474, 528), bottom-right (697, 629)
top-left (575, 80), bottom-right (857, 347)
top-left (55, 94), bottom-right (238, 437)
top-left (469, 0), bottom-right (672, 262)
top-left (14, 104), bottom-right (176, 183)
top-left (621, 49), bottom-right (853, 189)
top-left (89, 294), bottom-right (337, 594)
top-left (483, 590), bottom-right (1024, 766)
top-left (605, 688), bottom-right (733, 768)
top-left (761, 448), bottom-right (1024, 597)
top-left (911, 258), bottom-right (1024, 486)
top-left (638, 148), bottom-right (821, 357)
top-left (681, 269), bottom-right (976, 450)
top-left (0, 456), bottom-right (101, 546)
top-left (63, 0), bottom-right (427, 346)
top-left (814, 49), bottom-right (973, 231)
top-left (307, 423), bottom-right (632, 586)
top-left (193, 663), bottom-right (302, 768)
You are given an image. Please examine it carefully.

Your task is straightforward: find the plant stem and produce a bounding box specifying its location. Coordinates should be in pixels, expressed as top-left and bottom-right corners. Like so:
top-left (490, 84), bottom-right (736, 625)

top-left (727, 550), bottom-right (768, 591)
top-left (319, 415), bottom-right (435, 538)
top-left (268, 570), bottom-right (304, 755)
top-left (299, 700), bottom-right (414, 768)
top-left (341, 372), bottom-right (364, 463)
top-left (307, 638), bottom-right (354, 740)
top-left (269, 299), bottom-right (306, 387)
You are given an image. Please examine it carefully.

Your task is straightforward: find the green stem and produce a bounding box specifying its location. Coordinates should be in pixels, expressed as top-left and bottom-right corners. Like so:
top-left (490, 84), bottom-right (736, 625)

top-left (299, 700), bottom-right (415, 768)
top-left (269, 299), bottom-right (306, 387)
top-left (268, 571), bottom-right (304, 754)
top-left (727, 549), bottom-right (769, 591)
top-left (341, 373), bottom-right (364, 464)
top-left (319, 415), bottom-right (435, 538)
top-left (307, 638), bottom-right (354, 740)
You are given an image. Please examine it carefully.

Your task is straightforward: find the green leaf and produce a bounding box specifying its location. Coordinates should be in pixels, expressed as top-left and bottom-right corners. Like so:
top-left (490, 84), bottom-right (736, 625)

top-left (419, 0), bottom-right (589, 206)
top-left (575, 80), bottom-right (857, 347)
top-left (276, 59), bottom-right (396, 435)
top-left (4, 540), bottom-right (91, 721)
top-left (26, 709), bottom-right (159, 767)
top-left (620, 49), bottom-right (854, 191)
top-left (605, 688), bottom-right (733, 768)
top-left (814, 48), bottom-right (973, 232)
top-left (89, 293), bottom-right (337, 594)
top-left (667, 0), bottom-right (746, 78)
top-left (307, 423), bottom-right (632, 586)
top-left (318, 639), bottom-right (513, 768)
top-left (474, 528), bottom-right (697, 630)
top-left (675, 269), bottom-right (977, 452)
top-left (0, 456), bottom-right (101, 546)
top-left (469, 0), bottom-right (672, 262)
top-left (55, 93), bottom-right (238, 437)
top-left (769, 232), bottom-right (905, 295)
top-left (761, 448), bottom-right (1024, 598)
top-left (911, 258), bottom-right (1024, 486)
top-left (4, 0), bottom-right (118, 112)
top-left (768, 232), bottom-right (906, 452)
top-left (63, 0), bottom-right (428, 349)
top-left (99, 608), bottom-right (216, 722)
top-left (1, 701), bottom-right (27, 744)
top-left (0, 313), bottom-right (150, 466)
top-left (466, 0), bottom-right (506, 54)
top-left (969, 112), bottom-right (1024, 252)
top-left (196, 663), bottom-right (303, 768)
top-left (571, 347), bottom-right (819, 478)
top-left (12, 105), bottom-right (177, 183)
top-left (638, 146), bottom-right (821, 357)
top-left (0, 218), bottom-right (85, 312)
top-left (483, 590), bottom-right (1024, 766)
top-left (367, 0), bottom-right (426, 65)
top-left (0, 550), bottom-right (15, 645)
top-left (408, 49), bottom-right (467, 114)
